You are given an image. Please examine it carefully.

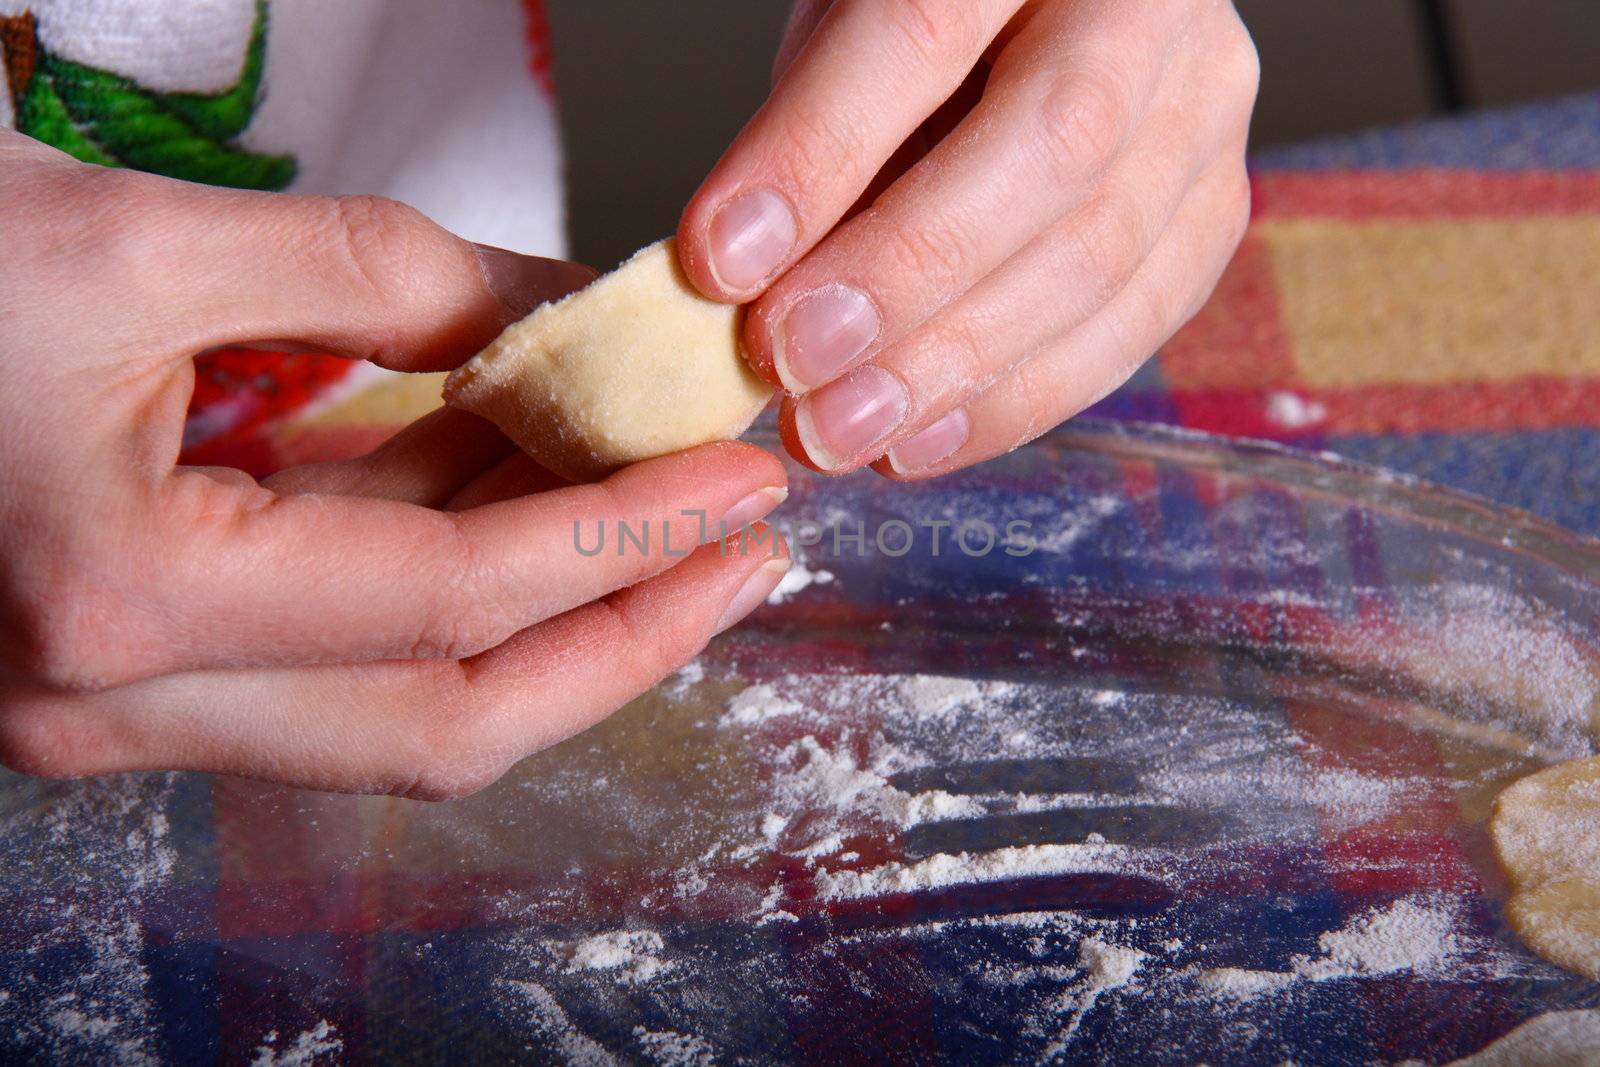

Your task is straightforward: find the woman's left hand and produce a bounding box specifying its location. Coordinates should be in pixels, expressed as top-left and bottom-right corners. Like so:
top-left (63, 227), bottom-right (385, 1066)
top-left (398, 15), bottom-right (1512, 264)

top-left (679, 0), bottom-right (1258, 477)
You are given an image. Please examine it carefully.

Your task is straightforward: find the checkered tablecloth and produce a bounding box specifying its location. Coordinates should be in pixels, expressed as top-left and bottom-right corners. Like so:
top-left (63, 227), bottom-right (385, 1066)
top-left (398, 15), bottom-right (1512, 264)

top-left (1093, 92), bottom-right (1600, 538)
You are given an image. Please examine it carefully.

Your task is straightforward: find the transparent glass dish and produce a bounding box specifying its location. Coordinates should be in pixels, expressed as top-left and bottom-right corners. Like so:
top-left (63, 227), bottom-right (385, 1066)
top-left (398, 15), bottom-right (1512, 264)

top-left (3, 420), bottom-right (1598, 1065)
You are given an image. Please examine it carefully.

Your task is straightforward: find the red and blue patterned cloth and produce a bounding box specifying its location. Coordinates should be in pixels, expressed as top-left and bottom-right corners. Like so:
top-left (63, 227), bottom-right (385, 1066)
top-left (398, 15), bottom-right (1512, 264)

top-left (1093, 92), bottom-right (1600, 538)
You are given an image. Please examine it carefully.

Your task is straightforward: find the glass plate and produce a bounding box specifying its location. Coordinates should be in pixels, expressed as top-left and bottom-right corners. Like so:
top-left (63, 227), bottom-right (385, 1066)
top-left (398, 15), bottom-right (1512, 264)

top-left (3, 420), bottom-right (1599, 1065)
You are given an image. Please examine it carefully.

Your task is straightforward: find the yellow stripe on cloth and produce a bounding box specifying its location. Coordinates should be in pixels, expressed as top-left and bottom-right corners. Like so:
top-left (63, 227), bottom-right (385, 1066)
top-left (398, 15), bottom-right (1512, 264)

top-left (282, 370), bottom-right (449, 432)
top-left (1262, 216), bottom-right (1600, 388)
top-left (270, 370), bottom-right (450, 467)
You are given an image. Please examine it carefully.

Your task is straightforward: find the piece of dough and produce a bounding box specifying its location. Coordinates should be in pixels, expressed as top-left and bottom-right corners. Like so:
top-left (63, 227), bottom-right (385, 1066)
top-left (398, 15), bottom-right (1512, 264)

top-left (444, 238), bottom-right (775, 483)
top-left (1490, 756), bottom-right (1600, 978)
top-left (1442, 1009), bottom-right (1600, 1066)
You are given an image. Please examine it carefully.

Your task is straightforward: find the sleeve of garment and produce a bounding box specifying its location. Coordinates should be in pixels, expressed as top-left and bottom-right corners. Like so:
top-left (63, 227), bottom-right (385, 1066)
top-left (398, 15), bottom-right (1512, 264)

top-left (0, 0), bottom-right (566, 257)
top-left (245, 0), bottom-right (567, 258)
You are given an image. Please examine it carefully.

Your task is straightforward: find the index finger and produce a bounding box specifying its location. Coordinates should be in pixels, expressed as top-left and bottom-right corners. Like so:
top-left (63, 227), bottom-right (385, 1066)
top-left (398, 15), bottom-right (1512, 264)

top-left (677, 0), bottom-right (1020, 301)
top-left (28, 443), bottom-right (788, 691)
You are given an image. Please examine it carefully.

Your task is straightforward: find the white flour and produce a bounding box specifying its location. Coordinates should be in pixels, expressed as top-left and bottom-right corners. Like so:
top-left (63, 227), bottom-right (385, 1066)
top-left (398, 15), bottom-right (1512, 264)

top-left (894, 676), bottom-right (984, 716)
top-left (1305, 897), bottom-right (1459, 977)
top-left (814, 843), bottom-right (1141, 902)
top-left (826, 895), bottom-right (1529, 1063)
top-left (1030, 494), bottom-right (1122, 554)
top-left (249, 1021), bottom-right (343, 1067)
top-left (0, 773), bottom-right (178, 1065)
top-left (662, 659), bottom-right (706, 698)
top-left (719, 684), bottom-right (802, 727)
top-left (558, 930), bottom-right (674, 984)
top-left (468, 635), bottom-right (1576, 1063)
top-left (766, 560), bottom-right (834, 604)
top-left (1195, 967), bottom-right (1297, 1000)
top-left (340, 497), bottom-right (1600, 1063)
top-left (8, 459), bottom-right (1595, 1065)
top-left (497, 981), bottom-right (618, 1066)
top-left (491, 924), bottom-right (680, 1055)
top-left (1041, 937), bottom-right (1150, 1057)
top-left (1265, 391), bottom-right (1328, 430)
top-left (633, 1027), bottom-right (716, 1067)
top-left (770, 733), bottom-right (982, 833)
top-left (1194, 897), bottom-right (1461, 1001)
top-left (1359, 583), bottom-right (1597, 760)
top-left (1146, 755), bottom-right (1427, 831)
top-left (713, 674), bottom-right (1039, 876)
top-left (720, 672), bottom-right (1444, 899)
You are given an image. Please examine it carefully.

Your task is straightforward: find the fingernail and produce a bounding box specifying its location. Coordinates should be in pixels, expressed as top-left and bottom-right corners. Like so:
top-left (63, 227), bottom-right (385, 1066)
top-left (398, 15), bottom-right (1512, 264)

top-left (777, 285), bottom-right (881, 391)
top-left (794, 366), bottom-right (908, 471)
top-left (716, 558), bottom-right (792, 634)
top-left (474, 243), bottom-right (597, 321)
top-left (888, 409), bottom-right (971, 474)
top-left (716, 486), bottom-right (789, 538)
top-left (708, 189), bottom-right (797, 291)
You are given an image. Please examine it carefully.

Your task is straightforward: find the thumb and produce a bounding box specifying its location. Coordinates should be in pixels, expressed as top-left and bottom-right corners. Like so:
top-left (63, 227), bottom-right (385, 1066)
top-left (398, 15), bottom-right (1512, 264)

top-left (473, 242), bottom-right (598, 322)
top-left (69, 165), bottom-right (595, 372)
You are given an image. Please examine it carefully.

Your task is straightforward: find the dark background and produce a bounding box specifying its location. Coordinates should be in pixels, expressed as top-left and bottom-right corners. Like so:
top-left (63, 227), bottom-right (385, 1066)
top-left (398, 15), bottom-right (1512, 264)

top-left (545, 0), bottom-right (1600, 268)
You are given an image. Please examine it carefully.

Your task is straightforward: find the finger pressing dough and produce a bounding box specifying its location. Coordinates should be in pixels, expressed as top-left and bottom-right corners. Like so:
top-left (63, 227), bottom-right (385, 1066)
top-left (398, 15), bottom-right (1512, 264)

top-left (1490, 756), bottom-right (1600, 978)
top-left (444, 238), bottom-right (776, 483)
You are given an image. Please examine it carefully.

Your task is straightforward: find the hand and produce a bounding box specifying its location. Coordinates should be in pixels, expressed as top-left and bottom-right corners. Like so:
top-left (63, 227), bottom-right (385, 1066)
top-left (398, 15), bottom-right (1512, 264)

top-left (679, 0), bottom-right (1257, 477)
top-left (0, 132), bottom-right (790, 798)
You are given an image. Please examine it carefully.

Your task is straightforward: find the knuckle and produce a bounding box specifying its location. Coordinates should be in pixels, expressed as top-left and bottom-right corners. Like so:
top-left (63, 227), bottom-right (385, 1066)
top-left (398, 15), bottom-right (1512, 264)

top-left (328, 194), bottom-right (435, 299)
top-left (1114, 278), bottom-right (1179, 355)
top-left (409, 599), bottom-right (517, 665)
top-left (1224, 172), bottom-right (1253, 248)
top-left (1012, 367), bottom-right (1063, 451)
top-left (606, 593), bottom-right (687, 677)
top-left (598, 586), bottom-right (703, 693)
top-left (1037, 67), bottom-right (1127, 186)
top-left (884, 0), bottom-right (984, 68)
top-left (406, 515), bottom-right (523, 661)
top-left (406, 618), bottom-right (477, 662)
top-left (408, 605), bottom-right (524, 663)
top-left (1067, 194), bottom-right (1151, 308)
top-left (916, 314), bottom-right (991, 399)
top-left (880, 215), bottom-right (976, 291)
top-left (4, 489), bottom-right (176, 692)
top-left (0, 703), bottom-right (107, 779)
top-left (392, 762), bottom-right (503, 802)
top-left (394, 682), bottom-right (516, 801)
top-left (7, 579), bottom-right (135, 695)
top-left (777, 103), bottom-right (869, 194)
top-left (1224, 11), bottom-right (1262, 100)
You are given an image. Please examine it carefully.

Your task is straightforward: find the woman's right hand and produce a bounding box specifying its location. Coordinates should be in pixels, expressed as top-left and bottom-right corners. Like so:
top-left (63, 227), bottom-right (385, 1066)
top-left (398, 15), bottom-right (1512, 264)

top-left (0, 131), bottom-right (791, 798)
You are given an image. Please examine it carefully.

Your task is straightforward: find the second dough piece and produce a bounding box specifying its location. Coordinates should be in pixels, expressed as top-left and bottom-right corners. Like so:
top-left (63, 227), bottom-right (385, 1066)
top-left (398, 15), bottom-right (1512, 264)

top-left (1490, 755), bottom-right (1600, 979)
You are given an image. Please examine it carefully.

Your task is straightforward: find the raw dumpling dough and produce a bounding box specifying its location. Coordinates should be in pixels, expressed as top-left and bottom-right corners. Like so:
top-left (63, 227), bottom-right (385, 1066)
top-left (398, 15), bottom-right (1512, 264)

top-left (1443, 1010), bottom-right (1600, 1066)
top-left (1490, 756), bottom-right (1600, 979)
top-left (444, 238), bottom-right (776, 483)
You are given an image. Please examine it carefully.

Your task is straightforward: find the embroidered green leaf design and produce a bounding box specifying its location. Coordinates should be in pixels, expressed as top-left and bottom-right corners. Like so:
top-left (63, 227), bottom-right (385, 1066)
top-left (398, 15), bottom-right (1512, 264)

top-left (152, 1), bottom-right (271, 143)
top-left (10, 0), bottom-right (296, 191)
top-left (14, 62), bottom-right (116, 166)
